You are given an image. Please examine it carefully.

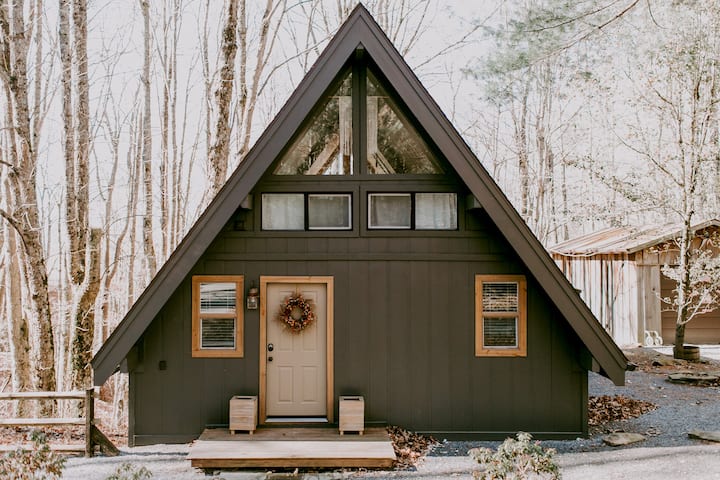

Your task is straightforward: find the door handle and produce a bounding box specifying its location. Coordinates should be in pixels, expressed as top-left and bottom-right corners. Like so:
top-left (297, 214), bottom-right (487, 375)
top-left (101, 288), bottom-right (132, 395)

top-left (267, 343), bottom-right (274, 352)
top-left (268, 356), bottom-right (273, 362)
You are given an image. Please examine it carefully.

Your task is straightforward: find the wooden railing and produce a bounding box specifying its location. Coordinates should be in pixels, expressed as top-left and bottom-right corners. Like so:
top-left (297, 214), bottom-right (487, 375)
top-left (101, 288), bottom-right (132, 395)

top-left (0, 389), bottom-right (118, 457)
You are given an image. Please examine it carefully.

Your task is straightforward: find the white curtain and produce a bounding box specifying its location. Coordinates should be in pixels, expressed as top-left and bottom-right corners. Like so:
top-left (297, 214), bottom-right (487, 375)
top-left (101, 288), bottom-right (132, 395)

top-left (415, 193), bottom-right (457, 229)
top-left (262, 194), bottom-right (304, 230)
top-left (369, 194), bottom-right (411, 228)
top-left (308, 194), bottom-right (351, 229)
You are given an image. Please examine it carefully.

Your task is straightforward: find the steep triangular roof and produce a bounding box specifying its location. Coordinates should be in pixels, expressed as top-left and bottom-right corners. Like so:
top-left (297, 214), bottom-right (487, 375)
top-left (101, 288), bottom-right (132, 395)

top-left (93, 4), bottom-right (627, 386)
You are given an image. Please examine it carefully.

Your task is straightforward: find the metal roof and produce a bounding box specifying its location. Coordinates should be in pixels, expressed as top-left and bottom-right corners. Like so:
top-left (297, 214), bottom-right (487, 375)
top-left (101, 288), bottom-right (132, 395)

top-left (550, 219), bottom-right (720, 255)
top-left (92, 4), bottom-right (628, 387)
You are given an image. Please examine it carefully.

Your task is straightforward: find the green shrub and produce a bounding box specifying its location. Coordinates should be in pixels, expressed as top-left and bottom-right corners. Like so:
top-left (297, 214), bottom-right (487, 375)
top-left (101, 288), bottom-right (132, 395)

top-left (104, 463), bottom-right (152, 480)
top-left (0, 431), bottom-right (66, 480)
top-left (468, 432), bottom-right (560, 480)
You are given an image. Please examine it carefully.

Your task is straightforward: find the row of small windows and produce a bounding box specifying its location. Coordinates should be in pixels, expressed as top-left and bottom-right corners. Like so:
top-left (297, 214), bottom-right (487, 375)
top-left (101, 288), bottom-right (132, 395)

top-left (260, 193), bottom-right (457, 231)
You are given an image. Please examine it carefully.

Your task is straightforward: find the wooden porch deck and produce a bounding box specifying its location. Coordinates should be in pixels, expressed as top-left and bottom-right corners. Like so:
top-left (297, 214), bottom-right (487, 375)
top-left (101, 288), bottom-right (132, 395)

top-left (187, 427), bottom-right (396, 469)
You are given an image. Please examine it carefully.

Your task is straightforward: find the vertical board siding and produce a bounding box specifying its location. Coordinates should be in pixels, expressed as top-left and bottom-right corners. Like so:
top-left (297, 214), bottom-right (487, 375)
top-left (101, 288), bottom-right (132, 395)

top-left (660, 274), bottom-right (720, 344)
top-left (429, 265), bottom-right (451, 429)
top-left (552, 252), bottom-right (640, 346)
top-left (131, 216), bottom-right (587, 442)
top-left (367, 261), bottom-right (388, 422)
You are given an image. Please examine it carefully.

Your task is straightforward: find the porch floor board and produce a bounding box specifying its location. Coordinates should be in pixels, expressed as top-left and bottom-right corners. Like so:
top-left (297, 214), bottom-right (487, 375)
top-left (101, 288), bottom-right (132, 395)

top-left (187, 427), bottom-right (396, 468)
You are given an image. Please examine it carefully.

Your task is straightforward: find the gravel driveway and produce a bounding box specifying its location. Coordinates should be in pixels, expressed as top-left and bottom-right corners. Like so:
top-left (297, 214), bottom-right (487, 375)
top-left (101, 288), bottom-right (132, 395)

top-left (61, 357), bottom-right (720, 480)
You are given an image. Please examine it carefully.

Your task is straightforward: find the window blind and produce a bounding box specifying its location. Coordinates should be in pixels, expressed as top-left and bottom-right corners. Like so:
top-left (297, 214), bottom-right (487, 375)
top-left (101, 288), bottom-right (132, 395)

top-left (483, 317), bottom-right (518, 347)
top-left (199, 283), bottom-right (237, 314)
top-left (482, 282), bottom-right (519, 312)
top-left (200, 318), bottom-right (236, 349)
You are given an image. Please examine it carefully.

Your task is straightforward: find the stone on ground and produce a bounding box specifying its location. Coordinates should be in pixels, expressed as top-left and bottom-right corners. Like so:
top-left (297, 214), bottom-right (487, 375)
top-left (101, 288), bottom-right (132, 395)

top-left (688, 430), bottom-right (720, 443)
top-left (602, 433), bottom-right (646, 447)
top-left (652, 357), bottom-right (676, 367)
top-left (667, 372), bottom-right (719, 385)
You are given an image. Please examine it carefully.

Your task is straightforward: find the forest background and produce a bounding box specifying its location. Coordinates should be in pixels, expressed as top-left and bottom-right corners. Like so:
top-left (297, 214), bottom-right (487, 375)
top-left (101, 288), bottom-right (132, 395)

top-left (1, 0), bottom-right (718, 421)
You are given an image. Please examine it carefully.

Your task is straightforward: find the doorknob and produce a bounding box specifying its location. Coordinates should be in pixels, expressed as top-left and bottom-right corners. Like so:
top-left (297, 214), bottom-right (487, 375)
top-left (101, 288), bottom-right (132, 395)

top-left (268, 356), bottom-right (273, 362)
top-left (267, 343), bottom-right (274, 352)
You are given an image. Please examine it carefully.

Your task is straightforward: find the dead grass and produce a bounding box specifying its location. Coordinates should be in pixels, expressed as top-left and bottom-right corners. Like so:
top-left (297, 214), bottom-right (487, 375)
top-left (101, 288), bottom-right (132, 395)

top-left (387, 426), bottom-right (437, 469)
top-left (623, 347), bottom-right (720, 375)
top-left (588, 395), bottom-right (657, 427)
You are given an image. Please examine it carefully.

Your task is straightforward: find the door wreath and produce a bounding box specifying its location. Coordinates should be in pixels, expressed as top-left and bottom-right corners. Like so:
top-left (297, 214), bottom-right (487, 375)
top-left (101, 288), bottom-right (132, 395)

top-left (278, 293), bottom-right (316, 333)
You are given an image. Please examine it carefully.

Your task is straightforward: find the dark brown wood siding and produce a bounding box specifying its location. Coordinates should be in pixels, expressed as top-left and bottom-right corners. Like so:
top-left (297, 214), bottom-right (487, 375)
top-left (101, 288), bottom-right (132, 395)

top-left (661, 274), bottom-right (720, 344)
top-left (128, 200), bottom-right (589, 444)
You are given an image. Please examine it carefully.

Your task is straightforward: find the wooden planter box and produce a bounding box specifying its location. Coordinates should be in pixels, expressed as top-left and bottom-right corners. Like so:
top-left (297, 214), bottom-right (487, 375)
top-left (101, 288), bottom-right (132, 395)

top-left (339, 395), bottom-right (364, 435)
top-left (229, 396), bottom-right (257, 434)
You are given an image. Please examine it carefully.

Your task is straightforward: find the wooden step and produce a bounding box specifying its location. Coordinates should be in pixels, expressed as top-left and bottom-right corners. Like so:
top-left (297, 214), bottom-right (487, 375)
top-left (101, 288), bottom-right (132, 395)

top-left (188, 427), bottom-right (396, 468)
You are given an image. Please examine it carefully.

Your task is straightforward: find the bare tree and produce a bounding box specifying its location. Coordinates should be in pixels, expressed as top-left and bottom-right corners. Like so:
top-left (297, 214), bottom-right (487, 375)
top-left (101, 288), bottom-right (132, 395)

top-left (469, 1), bottom-right (587, 243)
top-left (140, 0), bottom-right (157, 277)
top-left (207, 0), bottom-right (239, 194)
top-left (235, 0), bottom-right (286, 160)
top-left (156, 0), bottom-right (184, 259)
top-left (58, 0), bottom-right (104, 391)
top-left (618, 1), bottom-right (720, 357)
top-left (1, 185), bottom-right (32, 415)
top-left (0, 0), bottom-right (57, 399)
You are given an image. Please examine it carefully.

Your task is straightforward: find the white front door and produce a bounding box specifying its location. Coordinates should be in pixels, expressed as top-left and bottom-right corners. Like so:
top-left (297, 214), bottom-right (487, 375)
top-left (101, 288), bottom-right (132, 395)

top-left (265, 281), bottom-right (327, 417)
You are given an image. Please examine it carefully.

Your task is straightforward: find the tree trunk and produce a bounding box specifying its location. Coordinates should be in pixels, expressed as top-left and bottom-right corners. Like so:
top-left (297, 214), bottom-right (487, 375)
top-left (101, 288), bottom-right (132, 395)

top-left (141, 0), bottom-right (157, 276)
top-left (208, 0), bottom-right (239, 195)
top-left (70, 228), bottom-right (102, 390)
top-left (3, 220), bottom-right (32, 416)
top-left (674, 322), bottom-right (686, 359)
top-left (159, 0), bottom-right (171, 259)
top-left (59, 0), bottom-right (82, 283)
top-left (511, 82), bottom-right (531, 221)
top-left (238, 0), bottom-right (287, 160)
top-left (0, 0), bottom-right (57, 399)
top-left (673, 217), bottom-right (693, 359)
top-left (73, 0), bottom-right (91, 262)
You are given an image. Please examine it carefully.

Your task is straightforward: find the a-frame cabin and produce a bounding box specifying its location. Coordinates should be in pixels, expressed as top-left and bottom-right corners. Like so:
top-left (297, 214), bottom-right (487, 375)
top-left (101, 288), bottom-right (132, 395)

top-left (92, 5), bottom-right (626, 446)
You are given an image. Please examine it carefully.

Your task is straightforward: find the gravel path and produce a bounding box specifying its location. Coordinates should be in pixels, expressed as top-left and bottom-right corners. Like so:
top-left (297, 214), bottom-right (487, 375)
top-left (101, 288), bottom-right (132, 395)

top-left (59, 366), bottom-right (720, 479)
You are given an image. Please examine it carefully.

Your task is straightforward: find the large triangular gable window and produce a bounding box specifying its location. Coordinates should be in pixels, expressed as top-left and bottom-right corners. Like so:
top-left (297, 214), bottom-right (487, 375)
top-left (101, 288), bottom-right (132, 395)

top-left (273, 63), bottom-right (443, 176)
top-left (366, 71), bottom-right (442, 174)
top-left (274, 71), bottom-right (353, 175)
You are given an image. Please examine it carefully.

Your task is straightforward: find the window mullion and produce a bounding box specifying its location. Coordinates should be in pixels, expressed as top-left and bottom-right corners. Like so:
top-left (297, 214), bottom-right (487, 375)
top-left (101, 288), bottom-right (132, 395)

top-left (304, 193), bottom-right (309, 230)
top-left (356, 61), bottom-right (367, 175)
top-left (481, 312), bottom-right (518, 318)
top-left (199, 313), bottom-right (237, 319)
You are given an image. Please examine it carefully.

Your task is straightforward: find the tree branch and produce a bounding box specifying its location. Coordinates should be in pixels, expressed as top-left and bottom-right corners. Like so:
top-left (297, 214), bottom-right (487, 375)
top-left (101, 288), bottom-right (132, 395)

top-left (0, 208), bottom-right (25, 251)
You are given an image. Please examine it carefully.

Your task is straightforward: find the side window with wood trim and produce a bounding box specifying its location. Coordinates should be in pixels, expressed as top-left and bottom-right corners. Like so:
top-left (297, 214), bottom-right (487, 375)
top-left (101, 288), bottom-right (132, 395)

top-left (192, 276), bottom-right (244, 358)
top-left (475, 275), bottom-right (527, 357)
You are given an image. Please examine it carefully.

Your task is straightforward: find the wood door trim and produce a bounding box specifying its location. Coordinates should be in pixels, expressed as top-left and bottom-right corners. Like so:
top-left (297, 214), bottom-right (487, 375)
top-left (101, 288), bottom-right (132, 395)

top-left (259, 276), bottom-right (334, 424)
